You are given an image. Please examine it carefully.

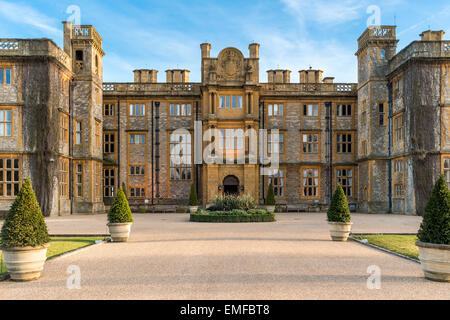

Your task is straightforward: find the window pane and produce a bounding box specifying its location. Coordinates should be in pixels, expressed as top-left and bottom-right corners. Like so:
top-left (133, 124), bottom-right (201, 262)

top-left (5, 69), bottom-right (11, 84)
top-left (0, 69), bottom-right (3, 84)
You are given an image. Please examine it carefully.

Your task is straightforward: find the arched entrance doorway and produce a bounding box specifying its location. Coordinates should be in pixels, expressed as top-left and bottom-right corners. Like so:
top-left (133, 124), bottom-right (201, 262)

top-left (223, 175), bottom-right (239, 195)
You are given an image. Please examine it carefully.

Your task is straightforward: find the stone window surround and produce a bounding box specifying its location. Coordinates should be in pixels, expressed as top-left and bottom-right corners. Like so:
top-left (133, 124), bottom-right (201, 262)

top-left (268, 131), bottom-right (285, 154)
top-left (60, 113), bottom-right (69, 145)
top-left (169, 103), bottom-right (192, 117)
top-left (104, 132), bottom-right (115, 153)
top-left (300, 167), bottom-right (320, 199)
top-left (0, 107), bottom-right (13, 137)
top-left (0, 155), bottom-right (20, 198)
top-left (104, 167), bottom-right (115, 198)
top-left (267, 102), bottom-right (284, 116)
top-left (302, 132), bottom-right (319, 154)
top-left (74, 120), bottom-right (82, 145)
top-left (267, 168), bottom-right (285, 198)
top-left (59, 157), bottom-right (69, 199)
top-left (219, 95), bottom-right (243, 109)
top-left (393, 113), bottom-right (404, 151)
top-left (74, 161), bottom-right (84, 198)
top-left (130, 186), bottom-right (146, 198)
top-left (129, 103), bottom-right (146, 117)
top-left (336, 104), bottom-right (352, 117)
top-left (129, 165), bottom-right (145, 176)
top-left (104, 103), bottom-right (115, 116)
top-left (0, 65), bottom-right (13, 85)
top-left (169, 131), bottom-right (192, 181)
top-left (336, 132), bottom-right (353, 154)
top-left (336, 167), bottom-right (353, 198)
top-left (302, 103), bottom-right (319, 117)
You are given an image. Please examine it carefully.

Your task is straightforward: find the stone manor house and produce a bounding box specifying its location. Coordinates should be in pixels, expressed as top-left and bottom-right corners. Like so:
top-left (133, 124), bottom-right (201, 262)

top-left (0, 22), bottom-right (449, 216)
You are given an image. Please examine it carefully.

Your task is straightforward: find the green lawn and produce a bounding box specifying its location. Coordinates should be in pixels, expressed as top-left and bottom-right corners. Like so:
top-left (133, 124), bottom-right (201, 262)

top-left (1, 237), bottom-right (103, 275)
top-left (353, 234), bottom-right (419, 259)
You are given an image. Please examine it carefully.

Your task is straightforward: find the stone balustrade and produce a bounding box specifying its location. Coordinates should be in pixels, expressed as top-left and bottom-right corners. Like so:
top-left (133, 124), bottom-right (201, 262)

top-left (103, 82), bottom-right (201, 95)
top-left (260, 83), bottom-right (357, 95)
top-left (0, 39), bottom-right (72, 70)
top-left (389, 41), bottom-right (450, 73)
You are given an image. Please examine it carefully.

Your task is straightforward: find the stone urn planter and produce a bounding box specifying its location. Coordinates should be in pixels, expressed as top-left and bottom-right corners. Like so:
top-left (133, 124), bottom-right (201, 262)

top-left (328, 222), bottom-right (353, 242)
top-left (107, 187), bottom-right (133, 243)
top-left (1, 243), bottom-right (50, 281)
top-left (416, 241), bottom-right (450, 282)
top-left (189, 206), bottom-right (199, 213)
top-left (263, 205), bottom-right (276, 213)
top-left (107, 222), bottom-right (133, 242)
top-left (416, 176), bottom-right (450, 282)
top-left (327, 184), bottom-right (352, 242)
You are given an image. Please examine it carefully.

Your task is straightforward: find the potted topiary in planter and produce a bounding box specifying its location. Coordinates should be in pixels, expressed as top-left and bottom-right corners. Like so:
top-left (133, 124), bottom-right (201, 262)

top-left (416, 175), bottom-right (450, 282)
top-left (327, 184), bottom-right (352, 241)
top-left (189, 184), bottom-right (199, 213)
top-left (264, 183), bottom-right (276, 213)
top-left (107, 187), bottom-right (133, 242)
top-left (1, 179), bottom-right (50, 281)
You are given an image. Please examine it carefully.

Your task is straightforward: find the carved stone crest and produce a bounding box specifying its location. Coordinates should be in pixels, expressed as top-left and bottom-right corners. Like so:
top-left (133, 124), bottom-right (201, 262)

top-left (217, 48), bottom-right (244, 80)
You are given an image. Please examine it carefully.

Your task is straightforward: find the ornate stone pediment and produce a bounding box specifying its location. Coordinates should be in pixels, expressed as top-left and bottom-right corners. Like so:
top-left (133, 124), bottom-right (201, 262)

top-left (216, 47), bottom-right (245, 81)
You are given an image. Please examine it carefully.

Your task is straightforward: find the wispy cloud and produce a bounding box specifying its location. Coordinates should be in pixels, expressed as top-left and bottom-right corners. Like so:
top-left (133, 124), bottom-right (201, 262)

top-left (0, 0), bottom-right (60, 36)
top-left (280, 0), bottom-right (365, 27)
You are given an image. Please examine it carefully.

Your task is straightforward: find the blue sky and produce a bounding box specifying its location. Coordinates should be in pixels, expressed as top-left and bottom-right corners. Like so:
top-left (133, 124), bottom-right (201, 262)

top-left (1, 0), bottom-right (449, 83)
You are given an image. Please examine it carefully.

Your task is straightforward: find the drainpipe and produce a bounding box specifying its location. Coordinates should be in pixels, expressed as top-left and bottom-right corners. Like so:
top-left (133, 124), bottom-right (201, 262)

top-left (151, 101), bottom-right (154, 205)
top-left (117, 98), bottom-right (121, 198)
top-left (195, 101), bottom-right (200, 201)
top-left (260, 101), bottom-right (265, 202)
top-left (325, 102), bottom-right (333, 204)
top-left (69, 80), bottom-right (74, 215)
top-left (387, 82), bottom-right (393, 213)
top-left (155, 101), bottom-right (160, 202)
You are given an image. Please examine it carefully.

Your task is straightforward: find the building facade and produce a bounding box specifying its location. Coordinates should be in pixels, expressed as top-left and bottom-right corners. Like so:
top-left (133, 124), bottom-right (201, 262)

top-left (0, 22), bottom-right (449, 216)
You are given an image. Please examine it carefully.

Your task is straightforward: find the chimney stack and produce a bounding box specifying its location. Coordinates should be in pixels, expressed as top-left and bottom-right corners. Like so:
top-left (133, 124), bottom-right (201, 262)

top-left (249, 43), bottom-right (260, 58)
top-left (200, 43), bottom-right (211, 58)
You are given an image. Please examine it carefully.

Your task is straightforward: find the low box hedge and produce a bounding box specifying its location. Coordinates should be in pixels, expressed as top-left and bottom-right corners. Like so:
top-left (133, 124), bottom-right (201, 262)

top-left (190, 209), bottom-right (276, 223)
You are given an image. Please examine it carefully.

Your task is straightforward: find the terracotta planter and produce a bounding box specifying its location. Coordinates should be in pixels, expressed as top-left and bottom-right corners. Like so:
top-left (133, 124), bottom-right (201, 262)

top-left (107, 222), bottom-right (132, 242)
top-left (328, 222), bottom-right (353, 242)
top-left (416, 241), bottom-right (450, 282)
top-left (189, 206), bottom-right (199, 213)
top-left (1, 243), bottom-right (49, 281)
top-left (263, 205), bottom-right (276, 213)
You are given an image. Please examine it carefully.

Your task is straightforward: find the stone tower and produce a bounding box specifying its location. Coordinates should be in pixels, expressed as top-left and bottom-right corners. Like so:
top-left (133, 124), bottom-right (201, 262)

top-left (63, 22), bottom-right (105, 214)
top-left (355, 26), bottom-right (398, 213)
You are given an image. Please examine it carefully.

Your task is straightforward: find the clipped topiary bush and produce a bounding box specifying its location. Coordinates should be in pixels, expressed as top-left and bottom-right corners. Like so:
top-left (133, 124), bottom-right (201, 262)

top-left (417, 175), bottom-right (450, 245)
top-left (108, 187), bottom-right (133, 224)
top-left (212, 194), bottom-right (256, 211)
top-left (1, 178), bottom-right (50, 247)
top-left (266, 183), bottom-right (276, 206)
top-left (327, 184), bottom-right (351, 223)
top-left (189, 184), bottom-right (199, 206)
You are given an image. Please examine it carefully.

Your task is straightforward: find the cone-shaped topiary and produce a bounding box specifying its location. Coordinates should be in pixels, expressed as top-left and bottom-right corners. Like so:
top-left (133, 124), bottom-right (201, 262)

top-left (121, 182), bottom-right (127, 199)
top-left (108, 187), bottom-right (133, 223)
top-left (1, 178), bottom-right (50, 247)
top-left (189, 184), bottom-right (199, 206)
top-left (266, 183), bottom-right (276, 206)
top-left (417, 175), bottom-right (450, 245)
top-left (327, 184), bottom-right (351, 223)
